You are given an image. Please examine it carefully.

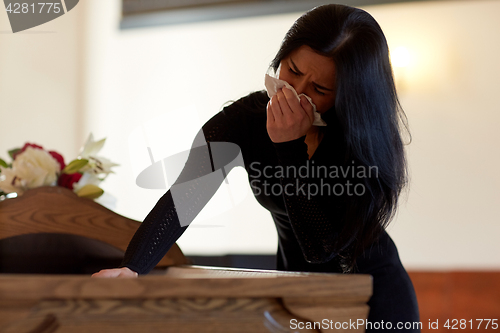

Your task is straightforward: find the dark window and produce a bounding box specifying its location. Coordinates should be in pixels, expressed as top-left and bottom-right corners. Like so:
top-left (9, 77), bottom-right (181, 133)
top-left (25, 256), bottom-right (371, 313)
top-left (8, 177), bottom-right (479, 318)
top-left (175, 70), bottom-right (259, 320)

top-left (120, 0), bottom-right (431, 29)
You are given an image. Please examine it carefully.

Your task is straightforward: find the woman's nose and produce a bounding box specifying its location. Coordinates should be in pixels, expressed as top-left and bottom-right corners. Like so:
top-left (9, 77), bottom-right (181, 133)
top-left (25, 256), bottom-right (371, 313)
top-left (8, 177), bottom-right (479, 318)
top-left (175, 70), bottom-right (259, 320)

top-left (290, 79), bottom-right (307, 96)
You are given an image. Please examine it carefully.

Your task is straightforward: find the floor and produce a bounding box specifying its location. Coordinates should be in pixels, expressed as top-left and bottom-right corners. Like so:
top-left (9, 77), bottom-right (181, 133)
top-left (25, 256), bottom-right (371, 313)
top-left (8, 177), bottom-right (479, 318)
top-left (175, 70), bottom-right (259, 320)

top-left (408, 271), bottom-right (500, 332)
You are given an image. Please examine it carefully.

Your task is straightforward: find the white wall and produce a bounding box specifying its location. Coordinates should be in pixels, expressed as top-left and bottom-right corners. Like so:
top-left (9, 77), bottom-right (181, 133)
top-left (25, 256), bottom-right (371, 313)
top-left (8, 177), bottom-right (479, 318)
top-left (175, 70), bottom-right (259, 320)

top-left (368, 1), bottom-right (500, 269)
top-left (0, 2), bottom-right (84, 160)
top-left (77, 0), bottom-right (291, 255)
top-left (1, 0), bottom-right (499, 269)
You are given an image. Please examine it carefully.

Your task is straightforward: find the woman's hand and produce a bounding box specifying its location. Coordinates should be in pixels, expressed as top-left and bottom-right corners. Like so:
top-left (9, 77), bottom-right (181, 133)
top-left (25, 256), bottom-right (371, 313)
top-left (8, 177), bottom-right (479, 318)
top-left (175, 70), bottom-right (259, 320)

top-left (266, 87), bottom-right (315, 143)
top-left (91, 267), bottom-right (138, 278)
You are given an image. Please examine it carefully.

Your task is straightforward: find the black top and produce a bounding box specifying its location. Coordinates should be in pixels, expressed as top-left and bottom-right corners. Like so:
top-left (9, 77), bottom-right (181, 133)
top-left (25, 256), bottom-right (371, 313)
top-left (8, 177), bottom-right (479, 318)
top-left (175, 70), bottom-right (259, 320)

top-left (121, 91), bottom-right (355, 274)
top-left (121, 91), bottom-right (420, 330)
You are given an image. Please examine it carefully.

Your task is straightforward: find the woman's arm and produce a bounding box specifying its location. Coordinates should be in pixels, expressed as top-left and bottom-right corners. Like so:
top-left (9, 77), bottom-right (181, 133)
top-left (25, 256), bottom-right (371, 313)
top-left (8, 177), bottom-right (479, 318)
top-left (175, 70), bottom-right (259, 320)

top-left (93, 95), bottom-right (254, 277)
top-left (267, 87), bottom-right (350, 265)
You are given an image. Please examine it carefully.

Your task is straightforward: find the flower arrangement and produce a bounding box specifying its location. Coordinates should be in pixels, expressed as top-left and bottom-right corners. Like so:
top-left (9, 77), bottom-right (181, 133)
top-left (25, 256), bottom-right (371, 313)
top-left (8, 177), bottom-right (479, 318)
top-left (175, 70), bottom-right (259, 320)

top-left (0, 134), bottom-right (118, 200)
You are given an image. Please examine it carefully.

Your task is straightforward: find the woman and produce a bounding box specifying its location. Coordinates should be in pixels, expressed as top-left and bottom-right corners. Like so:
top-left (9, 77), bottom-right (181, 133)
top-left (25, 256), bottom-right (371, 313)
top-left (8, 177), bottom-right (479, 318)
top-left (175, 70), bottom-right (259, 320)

top-left (93, 4), bottom-right (420, 331)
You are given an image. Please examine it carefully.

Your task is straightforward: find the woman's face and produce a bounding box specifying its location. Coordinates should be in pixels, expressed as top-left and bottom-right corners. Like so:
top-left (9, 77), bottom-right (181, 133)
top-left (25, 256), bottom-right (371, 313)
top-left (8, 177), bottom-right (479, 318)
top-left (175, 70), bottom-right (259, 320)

top-left (278, 45), bottom-right (336, 114)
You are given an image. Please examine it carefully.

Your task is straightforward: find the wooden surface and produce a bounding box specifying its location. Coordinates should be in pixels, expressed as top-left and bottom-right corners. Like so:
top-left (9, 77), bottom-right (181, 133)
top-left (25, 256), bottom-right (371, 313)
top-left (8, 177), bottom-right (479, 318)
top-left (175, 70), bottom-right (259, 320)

top-left (0, 186), bottom-right (188, 268)
top-left (0, 266), bottom-right (373, 332)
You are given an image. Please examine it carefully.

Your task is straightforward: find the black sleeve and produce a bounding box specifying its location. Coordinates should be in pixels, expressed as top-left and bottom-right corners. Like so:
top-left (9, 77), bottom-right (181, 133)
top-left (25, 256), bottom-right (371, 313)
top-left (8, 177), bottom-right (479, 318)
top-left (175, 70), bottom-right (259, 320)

top-left (120, 94), bottom-right (255, 274)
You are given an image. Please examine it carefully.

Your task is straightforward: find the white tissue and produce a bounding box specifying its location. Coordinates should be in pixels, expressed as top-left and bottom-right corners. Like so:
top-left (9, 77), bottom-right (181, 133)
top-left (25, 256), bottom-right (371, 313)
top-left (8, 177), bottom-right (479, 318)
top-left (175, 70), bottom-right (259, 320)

top-left (264, 74), bottom-right (327, 126)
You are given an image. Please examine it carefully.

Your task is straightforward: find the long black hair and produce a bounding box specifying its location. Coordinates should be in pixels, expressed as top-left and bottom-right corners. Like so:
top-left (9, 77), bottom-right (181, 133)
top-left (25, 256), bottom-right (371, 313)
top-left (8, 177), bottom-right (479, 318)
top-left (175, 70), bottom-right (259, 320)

top-left (271, 4), bottom-right (410, 271)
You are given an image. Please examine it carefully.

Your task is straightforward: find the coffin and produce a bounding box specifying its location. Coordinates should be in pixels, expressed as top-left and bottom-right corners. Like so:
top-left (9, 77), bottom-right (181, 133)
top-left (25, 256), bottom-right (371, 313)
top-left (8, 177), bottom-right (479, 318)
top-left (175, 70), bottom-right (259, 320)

top-left (0, 187), bottom-right (372, 332)
top-left (0, 266), bottom-right (372, 332)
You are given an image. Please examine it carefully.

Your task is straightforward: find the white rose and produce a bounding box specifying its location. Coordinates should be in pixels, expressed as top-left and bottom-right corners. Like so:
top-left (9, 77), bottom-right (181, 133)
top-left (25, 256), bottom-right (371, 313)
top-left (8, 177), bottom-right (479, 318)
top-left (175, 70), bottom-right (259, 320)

top-left (0, 147), bottom-right (60, 195)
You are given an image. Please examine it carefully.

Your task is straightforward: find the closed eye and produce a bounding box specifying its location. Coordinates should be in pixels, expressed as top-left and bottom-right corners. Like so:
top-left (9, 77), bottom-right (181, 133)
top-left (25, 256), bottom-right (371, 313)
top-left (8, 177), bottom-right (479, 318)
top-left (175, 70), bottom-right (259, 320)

top-left (314, 88), bottom-right (326, 96)
top-left (288, 67), bottom-right (300, 76)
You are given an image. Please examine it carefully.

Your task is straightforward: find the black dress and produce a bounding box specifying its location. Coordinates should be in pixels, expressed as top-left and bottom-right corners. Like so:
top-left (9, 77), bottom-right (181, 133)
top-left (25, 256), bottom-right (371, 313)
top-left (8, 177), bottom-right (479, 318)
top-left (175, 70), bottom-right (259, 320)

top-left (121, 91), bottom-right (420, 331)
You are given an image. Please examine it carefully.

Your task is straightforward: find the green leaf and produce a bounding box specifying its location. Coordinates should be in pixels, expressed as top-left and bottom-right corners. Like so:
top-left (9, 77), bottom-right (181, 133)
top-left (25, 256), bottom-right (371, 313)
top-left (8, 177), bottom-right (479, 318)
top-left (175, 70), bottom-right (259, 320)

top-left (8, 148), bottom-right (21, 160)
top-left (75, 184), bottom-right (104, 199)
top-left (63, 159), bottom-right (88, 174)
top-left (0, 158), bottom-right (7, 168)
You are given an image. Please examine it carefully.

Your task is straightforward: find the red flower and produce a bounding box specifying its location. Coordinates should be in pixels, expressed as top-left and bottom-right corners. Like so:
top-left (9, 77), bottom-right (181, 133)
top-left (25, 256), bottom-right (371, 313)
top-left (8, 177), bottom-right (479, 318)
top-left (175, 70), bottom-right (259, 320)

top-left (12, 143), bottom-right (43, 159)
top-left (13, 143), bottom-right (66, 171)
top-left (58, 172), bottom-right (83, 190)
top-left (48, 151), bottom-right (65, 171)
